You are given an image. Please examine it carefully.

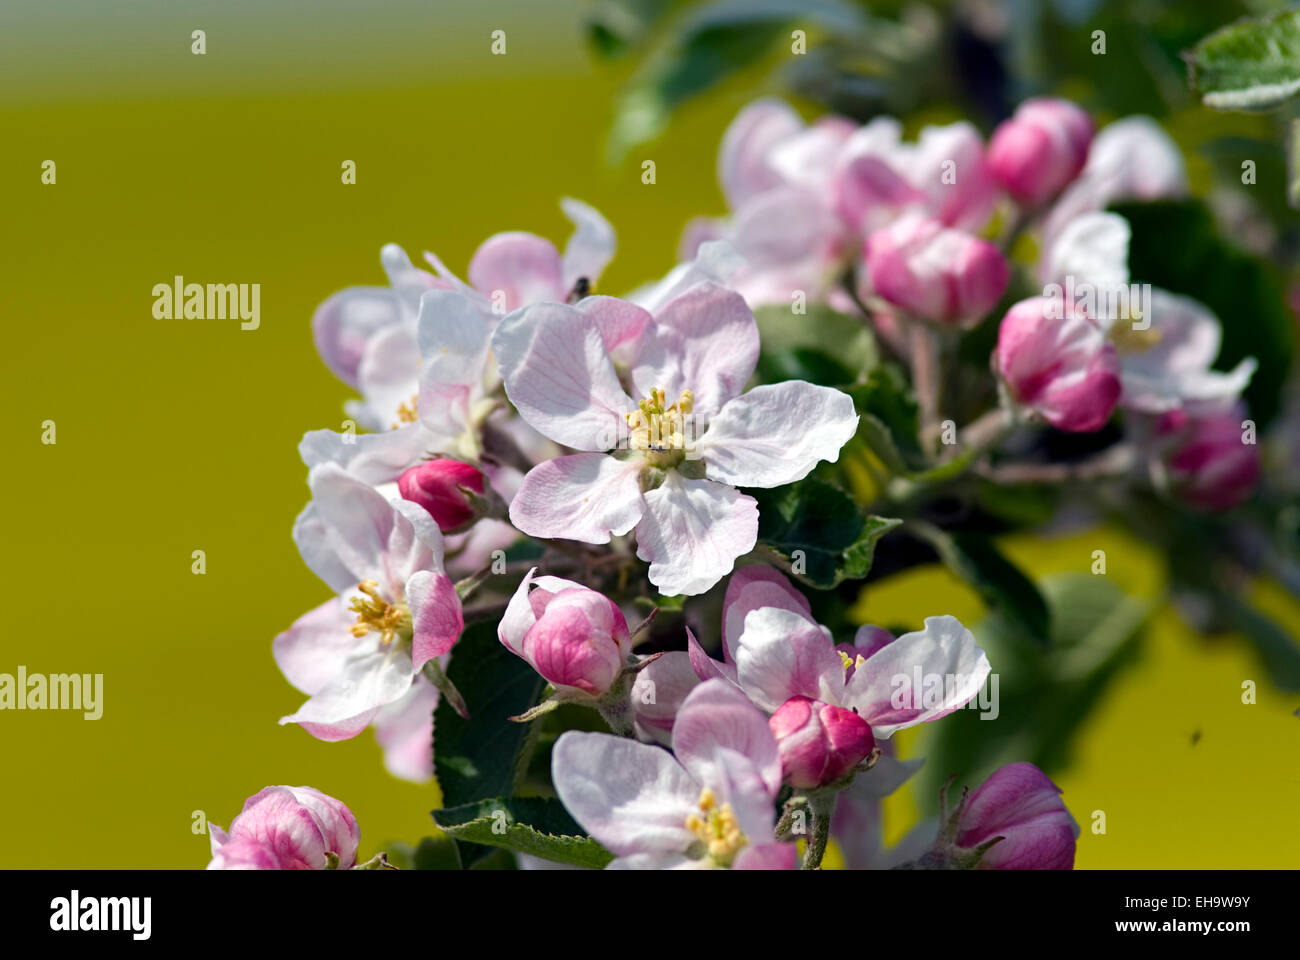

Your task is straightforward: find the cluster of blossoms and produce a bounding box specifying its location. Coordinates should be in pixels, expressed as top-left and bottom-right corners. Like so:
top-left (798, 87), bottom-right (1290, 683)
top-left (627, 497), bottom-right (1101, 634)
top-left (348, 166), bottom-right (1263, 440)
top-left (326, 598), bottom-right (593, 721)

top-left (209, 90), bottom-right (1268, 871)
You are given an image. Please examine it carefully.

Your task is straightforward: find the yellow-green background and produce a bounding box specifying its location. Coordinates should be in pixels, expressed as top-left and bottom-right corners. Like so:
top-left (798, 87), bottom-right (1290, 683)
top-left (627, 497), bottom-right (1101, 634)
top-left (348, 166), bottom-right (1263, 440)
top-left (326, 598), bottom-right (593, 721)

top-left (1, 0), bottom-right (1296, 868)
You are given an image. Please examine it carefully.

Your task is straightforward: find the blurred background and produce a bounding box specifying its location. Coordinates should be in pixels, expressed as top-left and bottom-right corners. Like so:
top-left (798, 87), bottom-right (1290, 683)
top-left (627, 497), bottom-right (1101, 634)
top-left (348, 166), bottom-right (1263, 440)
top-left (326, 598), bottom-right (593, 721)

top-left (2, 0), bottom-right (1297, 868)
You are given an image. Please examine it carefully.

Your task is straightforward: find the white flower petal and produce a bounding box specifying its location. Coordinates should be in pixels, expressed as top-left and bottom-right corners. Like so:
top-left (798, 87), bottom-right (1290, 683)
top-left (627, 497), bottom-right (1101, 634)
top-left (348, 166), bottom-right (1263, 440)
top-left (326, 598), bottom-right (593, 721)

top-left (846, 615), bottom-right (990, 738)
top-left (551, 731), bottom-right (699, 857)
top-left (493, 303), bottom-right (636, 450)
top-left (509, 453), bottom-right (646, 544)
top-left (634, 472), bottom-right (758, 597)
top-left (698, 382), bottom-right (859, 488)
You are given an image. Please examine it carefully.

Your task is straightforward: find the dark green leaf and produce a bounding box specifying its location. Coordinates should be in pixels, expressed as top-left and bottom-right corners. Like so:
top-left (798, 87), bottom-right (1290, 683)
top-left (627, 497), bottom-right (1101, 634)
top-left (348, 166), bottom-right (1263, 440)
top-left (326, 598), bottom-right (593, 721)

top-left (749, 477), bottom-right (900, 587)
top-left (433, 620), bottom-right (548, 809)
top-left (433, 797), bottom-right (613, 869)
top-left (847, 365), bottom-right (921, 463)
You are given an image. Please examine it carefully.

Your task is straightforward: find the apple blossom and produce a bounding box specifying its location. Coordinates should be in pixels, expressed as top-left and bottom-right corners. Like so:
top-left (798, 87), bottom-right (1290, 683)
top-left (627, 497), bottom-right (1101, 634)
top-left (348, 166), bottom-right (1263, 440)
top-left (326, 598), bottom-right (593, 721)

top-left (207, 786), bottom-right (361, 870)
top-left (862, 213), bottom-right (1010, 329)
top-left (1039, 212), bottom-right (1256, 416)
top-left (987, 98), bottom-right (1094, 207)
top-left (274, 463), bottom-right (463, 740)
top-left (994, 295), bottom-right (1122, 432)
top-left (684, 99), bottom-right (997, 306)
top-left (494, 281), bottom-right (859, 596)
top-left (551, 679), bottom-right (795, 869)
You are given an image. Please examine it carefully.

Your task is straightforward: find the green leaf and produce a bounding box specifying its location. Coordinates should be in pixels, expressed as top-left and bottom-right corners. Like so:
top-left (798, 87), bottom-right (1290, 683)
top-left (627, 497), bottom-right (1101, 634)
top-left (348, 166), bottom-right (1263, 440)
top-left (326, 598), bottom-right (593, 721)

top-left (433, 797), bottom-right (613, 869)
top-left (847, 365), bottom-right (922, 464)
top-left (1187, 9), bottom-right (1300, 111)
top-left (1114, 200), bottom-right (1295, 425)
top-left (753, 303), bottom-right (877, 387)
top-left (607, 0), bottom-right (866, 160)
top-left (749, 477), bottom-right (900, 587)
top-left (433, 620), bottom-right (548, 810)
top-left (913, 525), bottom-right (1051, 646)
top-left (915, 574), bottom-right (1151, 808)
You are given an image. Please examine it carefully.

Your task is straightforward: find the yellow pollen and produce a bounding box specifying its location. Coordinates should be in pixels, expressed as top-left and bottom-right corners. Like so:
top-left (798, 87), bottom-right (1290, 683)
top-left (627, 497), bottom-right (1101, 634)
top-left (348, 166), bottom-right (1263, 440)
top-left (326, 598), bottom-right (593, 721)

top-left (1110, 323), bottom-right (1164, 353)
top-left (685, 787), bottom-right (747, 867)
top-left (839, 650), bottom-right (854, 671)
top-left (348, 579), bottom-right (411, 647)
top-left (626, 387), bottom-right (695, 456)
top-left (392, 395), bottom-right (419, 429)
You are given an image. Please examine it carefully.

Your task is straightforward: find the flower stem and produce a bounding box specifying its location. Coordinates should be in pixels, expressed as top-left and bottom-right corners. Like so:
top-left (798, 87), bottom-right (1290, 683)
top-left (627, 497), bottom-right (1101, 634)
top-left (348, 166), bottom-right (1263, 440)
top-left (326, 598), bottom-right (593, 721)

top-left (800, 793), bottom-right (837, 870)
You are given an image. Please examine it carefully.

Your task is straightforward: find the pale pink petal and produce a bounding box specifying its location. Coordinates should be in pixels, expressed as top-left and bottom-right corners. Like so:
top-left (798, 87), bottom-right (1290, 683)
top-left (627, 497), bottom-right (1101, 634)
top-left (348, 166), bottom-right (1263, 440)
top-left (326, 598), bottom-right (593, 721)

top-left (493, 303), bottom-right (637, 450)
top-left (468, 232), bottom-right (565, 311)
top-left (671, 679), bottom-right (782, 797)
top-left (561, 197), bottom-right (616, 290)
top-left (311, 286), bottom-right (403, 390)
top-left (698, 382), bottom-right (859, 488)
top-left (416, 289), bottom-right (495, 438)
top-left (631, 282), bottom-right (760, 419)
top-left (272, 597), bottom-right (358, 695)
top-left (406, 569), bottom-right (463, 667)
top-left (718, 98), bottom-right (805, 208)
top-left (687, 627), bottom-right (738, 684)
top-left (845, 615), bottom-right (990, 738)
top-left (732, 843), bottom-right (797, 870)
top-left (634, 472), bottom-right (758, 597)
top-left (373, 679), bottom-right (438, 783)
top-left (733, 606), bottom-right (845, 712)
top-left (551, 731), bottom-right (699, 857)
top-left (509, 453), bottom-right (646, 544)
top-left (279, 644), bottom-right (417, 742)
top-left (721, 564), bottom-right (812, 662)
top-left (576, 295), bottom-right (653, 366)
top-left (632, 650), bottom-right (701, 746)
top-left (299, 423), bottom-right (444, 488)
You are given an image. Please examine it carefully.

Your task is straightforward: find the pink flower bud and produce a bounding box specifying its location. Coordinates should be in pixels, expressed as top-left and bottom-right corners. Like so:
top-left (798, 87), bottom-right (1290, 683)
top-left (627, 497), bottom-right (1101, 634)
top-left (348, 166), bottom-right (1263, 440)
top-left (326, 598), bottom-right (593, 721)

top-left (995, 296), bottom-right (1121, 432)
top-left (500, 570), bottom-right (632, 697)
top-left (207, 785), bottom-right (360, 870)
top-left (1156, 408), bottom-right (1259, 510)
top-left (768, 696), bottom-right (876, 790)
top-left (863, 214), bottom-right (1009, 329)
top-left (952, 762), bottom-right (1079, 869)
top-left (397, 459), bottom-right (485, 531)
top-left (988, 98), bottom-right (1094, 207)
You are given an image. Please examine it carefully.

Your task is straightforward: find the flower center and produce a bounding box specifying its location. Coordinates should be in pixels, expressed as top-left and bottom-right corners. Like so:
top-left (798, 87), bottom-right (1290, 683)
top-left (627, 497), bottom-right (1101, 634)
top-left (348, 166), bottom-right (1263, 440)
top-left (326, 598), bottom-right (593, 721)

top-left (839, 649), bottom-right (867, 680)
top-left (348, 579), bottom-right (412, 647)
top-left (1110, 323), bottom-right (1164, 353)
top-left (684, 787), bottom-right (747, 867)
top-left (392, 395), bottom-right (419, 429)
top-left (626, 387), bottom-right (694, 467)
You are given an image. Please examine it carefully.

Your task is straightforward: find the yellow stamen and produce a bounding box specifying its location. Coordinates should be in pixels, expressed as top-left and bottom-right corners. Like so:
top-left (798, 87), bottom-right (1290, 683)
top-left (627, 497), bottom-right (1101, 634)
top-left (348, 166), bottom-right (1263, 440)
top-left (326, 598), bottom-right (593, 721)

top-left (348, 579), bottom-right (412, 647)
top-left (685, 787), bottom-right (747, 867)
top-left (1110, 324), bottom-right (1164, 353)
top-left (392, 395), bottom-right (419, 429)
